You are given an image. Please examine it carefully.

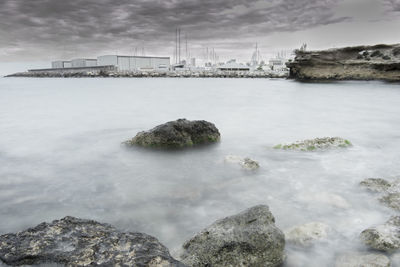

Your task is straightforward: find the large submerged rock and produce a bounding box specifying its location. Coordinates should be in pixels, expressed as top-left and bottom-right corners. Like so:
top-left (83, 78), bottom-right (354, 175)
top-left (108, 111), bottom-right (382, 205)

top-left (0, 216), bottom-right (184, 266)
top-left (124, 119), bottom-right (220, 148)
top-left (180, 205), bottom-right (285, 267)
top-left (273, 137), bottom-right (352, 151)
top-left (287, 43), bottom-right (400, 81)
top-left (360, 216), bottom-right (400, 252)
top-left (285, 222), bottom-right (333, 247)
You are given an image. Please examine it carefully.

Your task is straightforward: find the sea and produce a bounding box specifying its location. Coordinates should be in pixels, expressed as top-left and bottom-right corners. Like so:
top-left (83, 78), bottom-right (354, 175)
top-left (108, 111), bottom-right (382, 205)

top-left (0, 77), bottom-right (399, 266)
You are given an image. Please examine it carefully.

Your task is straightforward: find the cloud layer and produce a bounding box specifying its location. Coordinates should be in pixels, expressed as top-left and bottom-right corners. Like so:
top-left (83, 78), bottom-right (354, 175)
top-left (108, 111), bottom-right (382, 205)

top-left (0, 0), bottom-right (397, 61)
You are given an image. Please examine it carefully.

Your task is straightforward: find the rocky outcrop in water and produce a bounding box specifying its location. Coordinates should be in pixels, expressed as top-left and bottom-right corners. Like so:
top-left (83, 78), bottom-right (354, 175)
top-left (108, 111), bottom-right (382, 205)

top-left (360, 216), bottom-right (400, 252)
top-left (0, 216), bottom-right (184, 266)
top-left (284, 222), bottom-right (332, 247)
top-left (334, 252), bottom-right (391, 267)
top-left (124, 119), bottom-right (220, 148)
top-left (286, 44), bottom-right (400, 81)
top-left (360, 178), bottom-right (392, 193)
top-left (180, 205), bottom-right (285, 267)
top-left (224, 155), bottom-right (260, 170)
top-left (360, 177), bottom-right (400, 211)
top-left (273, 137), bottom-right (352, 151)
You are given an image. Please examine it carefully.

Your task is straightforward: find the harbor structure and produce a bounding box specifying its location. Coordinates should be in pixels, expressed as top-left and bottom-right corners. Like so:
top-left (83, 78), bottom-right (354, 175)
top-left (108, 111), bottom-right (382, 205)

top-left (51, 61), bottom-right (72, 68)
top-left (71, 58), bottom-right (97, 68)
top-left (217, 61), bottom-right (250, 72)
top-left (97, 55), bottom-right (170, 72)
top-left (46, 55), bottom-right (170, 73)
top-left (268, 57), bottom-right (286, 71)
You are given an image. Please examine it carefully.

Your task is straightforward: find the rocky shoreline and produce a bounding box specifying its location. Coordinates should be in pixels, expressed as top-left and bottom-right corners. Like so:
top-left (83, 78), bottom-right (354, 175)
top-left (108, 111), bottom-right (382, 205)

top-left (286, 43), bottom-right (400, 81)
top-left (4, 70), bottom-right (288, 79)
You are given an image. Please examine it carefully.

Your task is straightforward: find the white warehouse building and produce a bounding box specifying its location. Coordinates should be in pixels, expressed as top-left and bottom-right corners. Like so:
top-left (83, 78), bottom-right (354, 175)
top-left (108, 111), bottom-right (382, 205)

top-left (51, 61), bottom-right (72, 69)
top-left (71, 58), bottom-right (97, 68)
top-left (97, 55), bottom-right (170, 72)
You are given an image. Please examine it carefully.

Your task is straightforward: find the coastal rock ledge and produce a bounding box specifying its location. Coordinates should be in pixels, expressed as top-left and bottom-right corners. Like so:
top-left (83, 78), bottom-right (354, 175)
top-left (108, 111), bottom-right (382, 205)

top-left (360, 216), bottom-right (400, 252)
top-left (180, 205), bottom-right (285, 267)
top-left (0, 216), bottom-right (185, 266)
top-left (286, 44), bottom-right (400, 81)
top-left (124, 119), bottom-right (220, 148)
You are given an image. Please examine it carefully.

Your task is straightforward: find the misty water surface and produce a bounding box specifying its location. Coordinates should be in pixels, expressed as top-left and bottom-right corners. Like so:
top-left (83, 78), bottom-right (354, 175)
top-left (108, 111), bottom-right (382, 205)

top-left (0, 78), bottom-right (399, 266)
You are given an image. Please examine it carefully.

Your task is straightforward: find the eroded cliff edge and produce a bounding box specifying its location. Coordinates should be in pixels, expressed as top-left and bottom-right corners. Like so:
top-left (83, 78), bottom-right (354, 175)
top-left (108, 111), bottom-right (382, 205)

top-left (286, 44), bottom-right (400, 81)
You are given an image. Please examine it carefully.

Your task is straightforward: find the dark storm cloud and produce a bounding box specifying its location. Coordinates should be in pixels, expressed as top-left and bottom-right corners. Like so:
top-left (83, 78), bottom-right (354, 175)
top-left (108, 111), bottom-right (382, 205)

top-left (386, 0), bottom-right (400, 11)
top-left (0, 0), bottom-right (350, 60)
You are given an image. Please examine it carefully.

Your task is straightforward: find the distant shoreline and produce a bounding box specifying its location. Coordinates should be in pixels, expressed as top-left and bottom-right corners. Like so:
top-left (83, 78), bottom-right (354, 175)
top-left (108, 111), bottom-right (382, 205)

top-left (4, 71), bottom-right (289, 79)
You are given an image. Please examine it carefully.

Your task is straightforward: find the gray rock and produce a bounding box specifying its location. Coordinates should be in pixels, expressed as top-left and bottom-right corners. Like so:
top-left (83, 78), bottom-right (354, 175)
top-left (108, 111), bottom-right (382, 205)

top-left (273, 137), bottom-right (352, 151)
top-left (241, 158), bottom-right (260, 170)
top-left (360, 177), bottom-right (400, 211)
top-left (360, 178), bottom-right (392, 193)
top-left (335, 252), bottom-right (390, 267)
top-left (224, 155), bottom-right (260, 170)
top-left (379, 193), bottom-right (400, 211)
top-left (180, 205), bottom-right (285, 267)
top-left (284, 222), bottom-right (332, 247)
top-left (360, 216), bottom-right (400, 252)
top-left (0, 216), bottom-right (184, 266)
top-left (124, 119), bottom-right (220, 148)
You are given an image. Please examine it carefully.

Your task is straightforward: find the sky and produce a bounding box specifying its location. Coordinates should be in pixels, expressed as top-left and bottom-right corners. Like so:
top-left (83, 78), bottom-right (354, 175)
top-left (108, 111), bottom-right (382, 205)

top-left (0, 0), bottom-right (399, 70)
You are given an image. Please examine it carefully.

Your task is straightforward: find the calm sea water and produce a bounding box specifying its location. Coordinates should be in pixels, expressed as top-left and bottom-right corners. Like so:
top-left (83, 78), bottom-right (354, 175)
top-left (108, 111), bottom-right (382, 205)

top-left (0, 78), bottom-right (399, 266)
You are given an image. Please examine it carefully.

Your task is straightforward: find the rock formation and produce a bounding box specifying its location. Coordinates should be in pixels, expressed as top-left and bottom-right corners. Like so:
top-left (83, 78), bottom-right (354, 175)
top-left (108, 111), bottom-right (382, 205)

top-left (0, 216), bottom-right (184, 266)
top-left (360, 178), bottom-right (392, 193)
top-left (360, 216), bottom-right (400, 252)
top-left (360, 177), bottom-right (400, 211)
top-left (124, 119), bottom-right (220, 148)
top-left (180, 205), bottom-right (285, 267)
top-left (224, 155), bottom-right (260, 170)
top-left (273, 137), bottom-right (352, 151)
top-left (284, 222), bottom-right (332, 247)
top-left (287, 44), bottom-right (400, 81)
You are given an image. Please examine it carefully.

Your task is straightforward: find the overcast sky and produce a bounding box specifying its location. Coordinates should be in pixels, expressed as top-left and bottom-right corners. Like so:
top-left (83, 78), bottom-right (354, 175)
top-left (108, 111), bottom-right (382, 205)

top-left (0, 0), bottom-right (399, 64)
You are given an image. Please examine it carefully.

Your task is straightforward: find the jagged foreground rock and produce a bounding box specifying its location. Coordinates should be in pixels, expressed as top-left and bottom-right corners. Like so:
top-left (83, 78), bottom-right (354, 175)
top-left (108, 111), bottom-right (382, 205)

top-left (180, 205), bottom-right (285, 267)
top-left (360, 216), bottom-right (400, 252)
top-left (0, 216), bottom-right (185, 266)
top-left (287, 43), bottom-right (400, 81)
top-left (124, 119), bottom-right (220, 148)
top-left (334, 252), bottom-right (390, 267)
top-left (273, 137), bottom-right (352, 151)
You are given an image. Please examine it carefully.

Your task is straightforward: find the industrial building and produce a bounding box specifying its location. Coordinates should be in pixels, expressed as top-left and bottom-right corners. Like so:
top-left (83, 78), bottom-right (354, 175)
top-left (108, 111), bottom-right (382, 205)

top-left (217, 62), bottom-right (250, 72)
top-left (97, 55), bottom-right (170, 72)
top-left (269, 58), bottom-right (286, 70)
top-left (51, 61), bottom-right (72, 68)
top-left (49, 55), bottom-right (170, 72)
top-left (71, 58), bottom-right (97, 68)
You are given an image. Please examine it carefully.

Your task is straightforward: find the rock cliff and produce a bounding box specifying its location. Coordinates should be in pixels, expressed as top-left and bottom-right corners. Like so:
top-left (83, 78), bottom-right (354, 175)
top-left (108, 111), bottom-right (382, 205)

top-left (286, 44), bottom-right (400, 81)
